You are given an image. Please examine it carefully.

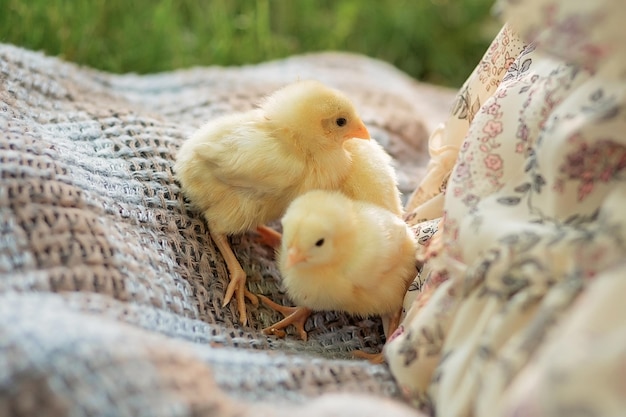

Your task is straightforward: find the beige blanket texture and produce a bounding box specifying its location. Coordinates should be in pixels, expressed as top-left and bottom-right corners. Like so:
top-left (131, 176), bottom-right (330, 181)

top-left (0, 43), bottom-right (455, 416)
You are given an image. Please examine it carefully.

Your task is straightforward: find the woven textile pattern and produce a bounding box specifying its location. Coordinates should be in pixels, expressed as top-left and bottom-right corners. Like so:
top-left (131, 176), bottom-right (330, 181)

top-left (0, 43), bottom-right (454, 416)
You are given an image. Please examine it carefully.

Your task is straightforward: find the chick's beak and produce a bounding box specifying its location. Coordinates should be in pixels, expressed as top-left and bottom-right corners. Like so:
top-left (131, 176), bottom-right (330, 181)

top-left (285, 246), bottom-right (307, 268)
top-left (346, 120), bottom-right (370, 140)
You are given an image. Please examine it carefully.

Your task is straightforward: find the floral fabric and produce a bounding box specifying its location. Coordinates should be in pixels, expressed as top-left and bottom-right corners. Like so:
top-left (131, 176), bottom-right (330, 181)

top-left (386, 0), bottom-right (626, 416)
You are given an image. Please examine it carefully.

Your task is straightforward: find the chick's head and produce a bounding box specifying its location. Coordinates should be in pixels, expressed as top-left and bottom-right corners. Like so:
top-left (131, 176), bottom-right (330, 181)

top-left (280, 190), bottom-right (356, 271)
top-left (262, 80), bottom-right (370, 146)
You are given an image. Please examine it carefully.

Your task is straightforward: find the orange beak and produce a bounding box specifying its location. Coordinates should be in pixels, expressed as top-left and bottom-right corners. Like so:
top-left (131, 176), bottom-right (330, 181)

top-left (285, 246), bottom-right (307, 268)
top-left (345, 120), bottom-right (370, 140)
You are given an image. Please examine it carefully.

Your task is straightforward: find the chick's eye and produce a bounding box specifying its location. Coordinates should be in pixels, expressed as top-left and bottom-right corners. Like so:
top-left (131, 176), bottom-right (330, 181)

top-left (315, 238), bottom-right (325, 247)
top-left (335, 117), bottom-right (347, 127)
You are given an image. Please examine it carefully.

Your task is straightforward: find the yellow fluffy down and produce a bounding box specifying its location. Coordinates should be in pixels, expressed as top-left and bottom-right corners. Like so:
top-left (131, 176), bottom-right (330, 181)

top-left (279, 190), bottom-right (417, 317)
top-left (174, 80), bottom-right (370, 235)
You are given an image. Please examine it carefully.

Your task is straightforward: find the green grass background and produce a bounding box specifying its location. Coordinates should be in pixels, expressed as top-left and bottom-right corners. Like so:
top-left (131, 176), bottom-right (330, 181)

top-left (1, 0), bottom-right (499, 87)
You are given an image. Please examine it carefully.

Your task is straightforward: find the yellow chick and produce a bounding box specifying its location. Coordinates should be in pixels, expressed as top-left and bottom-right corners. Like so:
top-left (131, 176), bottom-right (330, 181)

top-left (341, 137), bottom-right (403, 216)
top-left (260, 190), bottom-right (417, 356)
top-left (174, 80), bottom-right (370, 326)
top-left (259, 136), bottom-right (405, 341)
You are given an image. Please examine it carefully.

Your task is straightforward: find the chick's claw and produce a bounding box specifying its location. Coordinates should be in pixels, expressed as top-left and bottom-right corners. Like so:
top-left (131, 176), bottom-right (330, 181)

top-left (263, 327), bottom-right (286, 338)
top-left (258, 294), bottom-right (311, 341)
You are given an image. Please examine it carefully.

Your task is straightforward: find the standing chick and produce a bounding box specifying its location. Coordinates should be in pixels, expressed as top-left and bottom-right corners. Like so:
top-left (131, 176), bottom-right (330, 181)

top-left (174, 80), bottom-right (370, 326)
top-left (261, 190), bottom-right (417, 356)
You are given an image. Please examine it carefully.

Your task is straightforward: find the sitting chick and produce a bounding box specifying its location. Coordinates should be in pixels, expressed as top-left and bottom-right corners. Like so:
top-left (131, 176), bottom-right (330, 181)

top-left (260, 190), bottom-right (417, 360)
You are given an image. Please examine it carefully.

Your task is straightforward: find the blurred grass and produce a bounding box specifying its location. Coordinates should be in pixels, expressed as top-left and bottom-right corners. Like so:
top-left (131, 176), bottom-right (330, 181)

top-left (0, 0), bottom-right (499, 87)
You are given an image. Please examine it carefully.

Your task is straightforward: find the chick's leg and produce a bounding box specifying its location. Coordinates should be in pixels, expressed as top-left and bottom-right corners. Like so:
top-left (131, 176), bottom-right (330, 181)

top-left (258, 295), bottom-right (311, 341)
top-left (211, 231), bottom-right (258, 326)
top-left (352, 307), bottom-right (404, 364)
top-left (255, 225), bottom-right (282, 249)
top-left (384, 307), bottom-right (404, 340)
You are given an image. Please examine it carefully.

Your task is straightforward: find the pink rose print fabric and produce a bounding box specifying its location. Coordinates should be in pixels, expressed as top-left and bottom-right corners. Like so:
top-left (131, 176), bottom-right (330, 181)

top-left (387, 0), bottom-right (626, 416)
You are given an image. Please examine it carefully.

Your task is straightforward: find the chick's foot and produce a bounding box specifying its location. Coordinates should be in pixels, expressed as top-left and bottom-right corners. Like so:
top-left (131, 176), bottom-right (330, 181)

top-left (255, 225), bottom-right (282, 249)
top-left (352, 350), bottom-right (385, 364)
top-left (351, 309), bottom-right (402, 364)
top-left (258, 295), bottom-right (311, 341)
top-left (223, 273), bottom-right (259, 326)
top-left (211, 232), bottom-right (259, 326)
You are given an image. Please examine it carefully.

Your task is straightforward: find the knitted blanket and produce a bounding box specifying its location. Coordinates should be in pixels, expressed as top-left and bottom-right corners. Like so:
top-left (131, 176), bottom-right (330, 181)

top-left (0, 43), bottom-right (455, 416)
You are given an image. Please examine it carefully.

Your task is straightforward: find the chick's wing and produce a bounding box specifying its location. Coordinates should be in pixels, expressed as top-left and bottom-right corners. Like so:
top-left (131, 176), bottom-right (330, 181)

top-left (192, 117), bottom-right (304, 195)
